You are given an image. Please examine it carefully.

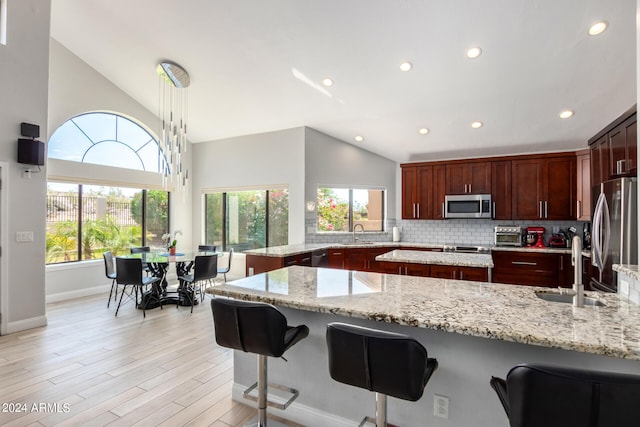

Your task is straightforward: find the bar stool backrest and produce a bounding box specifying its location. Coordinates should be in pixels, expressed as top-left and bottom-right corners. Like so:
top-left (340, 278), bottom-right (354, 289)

top-left (327, 322), bottom-right (432, 402)
top-left (211, 298), bottom-right (288, 357)
top-left (494, 364), bottom-right (640, 427)
top-left (198, 245), bottom-right (217, 252)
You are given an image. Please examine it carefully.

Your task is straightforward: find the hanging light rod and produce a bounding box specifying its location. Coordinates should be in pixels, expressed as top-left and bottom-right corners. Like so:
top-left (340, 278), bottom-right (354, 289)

top-left (157, 61), bottom-right (191, 88)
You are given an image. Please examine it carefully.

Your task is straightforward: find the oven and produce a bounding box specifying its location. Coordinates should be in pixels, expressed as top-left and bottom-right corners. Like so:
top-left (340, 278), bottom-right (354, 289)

top-left (494, 225), bottom-right (524, 247)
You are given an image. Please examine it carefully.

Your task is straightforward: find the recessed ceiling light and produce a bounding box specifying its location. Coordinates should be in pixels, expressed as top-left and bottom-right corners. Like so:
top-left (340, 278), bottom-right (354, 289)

top-left (471, 121), bottom-right (483, 129)
top-left (354, 135), bottom-right (364, 142)
top-left (322, 77), bottom-right (334, 87)
top-left (399, 62), bottom-right (413, 72)
top-left (559, 110), bottom-right (574, 119)
top-left (466, 47), bottom-right (482, 59)
top-left (588, 21), bottom-right (608, 36)
top-left (418, 128), bottom-right (429, 135)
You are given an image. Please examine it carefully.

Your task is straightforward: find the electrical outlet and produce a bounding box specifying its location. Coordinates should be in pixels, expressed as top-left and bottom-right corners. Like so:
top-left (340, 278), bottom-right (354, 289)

top-left (434, 394), bottom-right (449, 419)
top-left (16, 231), bottom-right (34, 242)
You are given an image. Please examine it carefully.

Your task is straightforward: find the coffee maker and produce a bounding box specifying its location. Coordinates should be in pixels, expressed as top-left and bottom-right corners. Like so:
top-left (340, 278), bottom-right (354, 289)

top-left (526, 226), bottom-right (546, 248)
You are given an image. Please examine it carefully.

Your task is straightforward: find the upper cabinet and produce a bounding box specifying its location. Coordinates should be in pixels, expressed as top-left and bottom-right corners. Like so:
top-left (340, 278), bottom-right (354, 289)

top-left (511, 155), bottom-right (575, 220)
top-left (402, 164), bottom-right (445, 219)
top-left (590, 105), bottom-right (637, 187)
top-left (576, 149), bottom-right (591, 221)
top-left (445, 161), bottom-right (491, 195)
top-left (491, 161), bottom-right (512, 220)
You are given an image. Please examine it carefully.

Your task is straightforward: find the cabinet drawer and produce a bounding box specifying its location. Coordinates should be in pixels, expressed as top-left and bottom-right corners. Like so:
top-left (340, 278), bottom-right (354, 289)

top-left (492, 251), bottom-right (561, 287)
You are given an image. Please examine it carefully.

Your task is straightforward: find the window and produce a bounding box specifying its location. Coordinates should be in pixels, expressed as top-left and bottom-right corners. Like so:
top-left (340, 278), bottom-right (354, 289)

top-left (48, 112), bottom-right (165, 172)
top-left (204, 189), bottom-right (288, 251)
top-left (46, 182), bottom-right (169, 264)
top-left (317, 187), bottom-right (384, 232)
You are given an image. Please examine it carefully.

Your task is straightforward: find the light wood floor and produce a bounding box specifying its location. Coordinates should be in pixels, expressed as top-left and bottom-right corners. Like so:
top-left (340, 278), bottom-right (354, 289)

top-left (0, 291), bottom-right (304, 427)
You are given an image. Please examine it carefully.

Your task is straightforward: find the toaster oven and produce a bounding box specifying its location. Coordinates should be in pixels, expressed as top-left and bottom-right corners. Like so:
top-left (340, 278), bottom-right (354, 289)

top-left (494, 225), bottom-right (523, 247)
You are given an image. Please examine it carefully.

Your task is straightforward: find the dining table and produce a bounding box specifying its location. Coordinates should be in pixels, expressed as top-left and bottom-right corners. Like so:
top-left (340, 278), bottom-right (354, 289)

top-left (117, 250), bottom-right (218, 309)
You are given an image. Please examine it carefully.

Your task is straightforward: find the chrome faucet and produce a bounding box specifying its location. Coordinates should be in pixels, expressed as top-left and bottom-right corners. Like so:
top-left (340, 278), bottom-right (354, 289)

top-left (559, 236), bottom-right (584, 307)
top-left (353, 223), bottom-right (365, 243)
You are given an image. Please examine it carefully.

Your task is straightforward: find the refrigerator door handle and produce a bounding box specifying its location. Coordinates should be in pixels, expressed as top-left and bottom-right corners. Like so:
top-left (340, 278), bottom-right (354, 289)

top-left (591, 192), bottom-right (605, 270)
top-left (601, 194), bottom-right (611, 268)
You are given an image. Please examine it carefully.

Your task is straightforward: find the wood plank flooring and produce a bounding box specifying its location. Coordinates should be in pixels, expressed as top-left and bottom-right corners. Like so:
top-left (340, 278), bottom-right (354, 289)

top-left (0, 292), bottom-right (303, 427)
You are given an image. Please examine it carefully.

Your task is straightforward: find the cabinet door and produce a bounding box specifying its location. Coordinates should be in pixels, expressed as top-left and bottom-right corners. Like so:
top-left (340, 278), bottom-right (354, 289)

top-left (491, 161), bottom-right (512, 220)
top-left (511, 159), bottom-right (544, 219)
top-left (430, 265), bottom-right (457, 279)
top-left (405, 263), bottom-right (431, 277)
top-left (328, 249), bottom-right (345, 269)
top-left (445, 164), bottom-right (467, 194)
top-left (545, 157), bottom-right (575, 220)
top-left (468, 162), bottom-right (492, 194)
top-left (401, 167), bottom-right (417, 219)
top-left (345, 249), bottom-right (367, 271)
top-left (458, 266), bottom-right (488, 282)
top-left (627, 117), bottom-right (637, 174)
top-left (610, 115), bottom-right (637, 175)
top-left (576, 152), bottom-right (591, 220)
top-left (433, 165), bottom-right (446, 219)
top-left (415, 166), bottom-right (434, 219)
top-left (590, 134), bottom-right (610, 185)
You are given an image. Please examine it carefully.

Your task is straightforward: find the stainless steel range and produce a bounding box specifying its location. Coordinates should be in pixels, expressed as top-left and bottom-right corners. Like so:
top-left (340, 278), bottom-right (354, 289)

top-left (442, 244), bottom-right (491, 254)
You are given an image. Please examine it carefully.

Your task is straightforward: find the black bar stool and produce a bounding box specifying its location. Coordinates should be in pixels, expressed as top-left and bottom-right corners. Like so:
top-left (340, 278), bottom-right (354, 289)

top-left (490, 363), bottom-right (640, 427)
top-left (326, 322), bottom-right (438, 427)
top-left (211, 298), bottom-right (309, 427)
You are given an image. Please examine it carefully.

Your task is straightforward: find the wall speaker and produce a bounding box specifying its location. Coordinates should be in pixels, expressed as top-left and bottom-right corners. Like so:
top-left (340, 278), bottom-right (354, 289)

top-left (18, 138), bottom-right (45, 166)
top-left (20, 122), bottom-right (40, 138)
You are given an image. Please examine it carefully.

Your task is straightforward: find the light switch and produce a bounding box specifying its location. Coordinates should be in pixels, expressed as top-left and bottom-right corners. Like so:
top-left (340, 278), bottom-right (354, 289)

top-left (16, 231), bottom-right (34, 242)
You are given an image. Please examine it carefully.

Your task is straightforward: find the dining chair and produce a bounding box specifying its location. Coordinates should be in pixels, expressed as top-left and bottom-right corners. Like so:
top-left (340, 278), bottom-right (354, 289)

top-left (198, 244), bottom-right (217, 252)
top-left (103, 251), bottom-right (117, 308)
top-left (217, 248), bottom-right (234, 283)
top-left (177, 254), bottom-right (218, 312)
top-left (115, 257), bottom-right (162, 318)
top-left (130, 246), bottom-right (152, 274)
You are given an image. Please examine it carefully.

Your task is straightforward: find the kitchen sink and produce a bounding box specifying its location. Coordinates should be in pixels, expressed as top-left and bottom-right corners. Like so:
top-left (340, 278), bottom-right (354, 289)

top-left (534, 291), bottom-right (605, 307)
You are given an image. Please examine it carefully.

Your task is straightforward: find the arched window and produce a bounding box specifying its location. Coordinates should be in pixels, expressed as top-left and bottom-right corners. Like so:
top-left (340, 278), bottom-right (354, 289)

top-left (48, 112), bottom-right (164, 172)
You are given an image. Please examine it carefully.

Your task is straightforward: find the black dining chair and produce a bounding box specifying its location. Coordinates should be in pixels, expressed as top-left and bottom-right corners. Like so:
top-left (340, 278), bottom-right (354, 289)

top-left (490, 363), bottom-right (640, 427)
top-left (130, 246), bottom-right (152, 274)
top-left (103, 251), bottom-right (117, 308)
top-left (177, 254), bottom-right (218, 312)
top-left (115, 257), bottom-right (162, 318)
top-left (198, 244), bottom-right (217, 252)
top-left (217, 248), bottom-right (234, 283)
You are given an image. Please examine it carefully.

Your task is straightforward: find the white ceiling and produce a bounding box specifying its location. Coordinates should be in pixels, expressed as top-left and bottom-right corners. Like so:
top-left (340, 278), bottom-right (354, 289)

top-left (50, 0), bottom-right (636, 163)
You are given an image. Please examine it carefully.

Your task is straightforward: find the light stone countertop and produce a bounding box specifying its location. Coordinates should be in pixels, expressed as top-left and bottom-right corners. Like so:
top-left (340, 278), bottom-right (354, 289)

top-left (243, 242), bottom-right (587, 257)
top-left (376, 249), bottom-right (494, 268)
top-left (614, 264), bottom-right (640, 281)
top-left (213, 266), bottom-right (640, 360)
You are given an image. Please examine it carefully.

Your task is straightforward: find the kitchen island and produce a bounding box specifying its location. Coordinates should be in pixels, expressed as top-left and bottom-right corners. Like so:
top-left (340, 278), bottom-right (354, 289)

top-left (212, 266), bottom-right (640, 427)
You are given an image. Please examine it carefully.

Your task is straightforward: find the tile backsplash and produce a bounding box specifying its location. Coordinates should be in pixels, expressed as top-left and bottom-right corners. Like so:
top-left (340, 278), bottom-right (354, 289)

top-left (306, 218), bottom-right (586, 246)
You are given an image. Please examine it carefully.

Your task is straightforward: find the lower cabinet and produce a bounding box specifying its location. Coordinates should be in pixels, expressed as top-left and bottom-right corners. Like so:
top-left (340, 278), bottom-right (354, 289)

top-left (378, 261), bottom-right (431, 277)
top-left (492, 251), bottom-right (573, 288)
top-left (430, 265), bottom-right (489, 282)
top-left (345, 247), bottom-right (395, 272)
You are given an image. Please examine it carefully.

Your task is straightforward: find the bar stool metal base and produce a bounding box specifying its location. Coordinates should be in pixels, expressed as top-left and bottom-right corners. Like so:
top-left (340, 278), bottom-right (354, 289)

top-left (242, 354), bottom-right (299, 427)
top-left (358, 393), bottom-right (389, 427)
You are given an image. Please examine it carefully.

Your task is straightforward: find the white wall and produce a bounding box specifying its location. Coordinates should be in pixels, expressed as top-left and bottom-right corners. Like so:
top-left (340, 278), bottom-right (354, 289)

top-left (191, 127), bottom-right (306, 246)
top-left (0, 0), bottom-right (51, 333)
top-left (45, 39), bottom-right (193, 301)
top-left (304, 127), bottom-right (398, 226)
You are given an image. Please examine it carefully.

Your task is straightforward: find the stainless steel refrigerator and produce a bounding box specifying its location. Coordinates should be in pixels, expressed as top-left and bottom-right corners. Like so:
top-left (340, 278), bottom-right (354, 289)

top-left (591, 177), bottom-right (637, 292)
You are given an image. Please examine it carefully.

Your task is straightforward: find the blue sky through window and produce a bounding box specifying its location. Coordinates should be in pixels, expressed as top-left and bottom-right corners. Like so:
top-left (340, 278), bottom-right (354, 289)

top-left (48, 112), bottom-right (163, 172)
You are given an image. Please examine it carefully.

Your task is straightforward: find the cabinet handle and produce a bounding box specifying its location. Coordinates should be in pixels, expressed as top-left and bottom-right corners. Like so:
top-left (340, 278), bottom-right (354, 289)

top-left (544, 201), bottom-right (548, 218)
top-left (301, 257), bottom-right (311, 262)
top-left (413, 203), bottom-right (416, 218)
top-left (492, 202), bottom-right (496, 219)
top-left (539, 201), bottom-right (543, 218)
top-left (460, 271), bottom-right (464, 280)
top-left (512, 261), bottom-right (537, 266)
top-left (464, 184), bottom-right (467, 193)
top-left (468, 184), bottom-right (472, 193)
top-left (417, 203), bottom-right (420, 218)
top-left (442, 202), bottom-right (445, 218)
top-left (577, 200), bottom-right (582, 218)
top-left (399, 266), bottom-right (403, 275)
top-left (333, 252), bottom-right (342, 256)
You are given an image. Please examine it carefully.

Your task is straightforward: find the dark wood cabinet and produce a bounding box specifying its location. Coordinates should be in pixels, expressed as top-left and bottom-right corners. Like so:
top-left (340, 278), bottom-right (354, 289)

top-left (576, 150), bottom-right (591, 220)
top-left (492, 251), bottom-right (571, 288)
top-left (609, 113), bottom-right (637, 176)
top-left (328, 248), bottom-right (345, 269)
top-left (344, 247), bottom-right (394, 272)
top-left (445, 161), bottom-right (491, 195)
top-left (589, 105), bottom-right (637, 189)
top-left (402, 165), bottom-right (435, 219)
top-left (430, 265), bottom-right (488, 281)
top-left (433, 165), bottom-right (446, 219)
top-left (511, 155), bottom-right (575, 220)
top-left (378, 261), bottom-right (431, 277)
top-left (491, 160), bottom-right (512, 220)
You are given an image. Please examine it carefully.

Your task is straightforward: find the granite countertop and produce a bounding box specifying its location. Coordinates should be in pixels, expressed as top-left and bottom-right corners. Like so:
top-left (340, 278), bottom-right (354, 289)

top-left (243, 242), bottom-right (589, 258)
top-left (212, 266), bottom-right (640, 360)
top-left (376, 249), bottom-right (494, 268)
top-left (614, 264), bottom-right (640, 281)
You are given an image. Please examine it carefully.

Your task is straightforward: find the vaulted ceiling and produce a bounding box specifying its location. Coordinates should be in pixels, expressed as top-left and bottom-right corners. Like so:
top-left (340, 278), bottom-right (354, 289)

top-left (51, 0), bottom-right (636, 162)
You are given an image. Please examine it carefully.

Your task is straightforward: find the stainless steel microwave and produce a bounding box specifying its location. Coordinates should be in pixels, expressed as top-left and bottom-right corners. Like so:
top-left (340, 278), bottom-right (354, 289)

top-left (444, 194), bottom-right (492, 219)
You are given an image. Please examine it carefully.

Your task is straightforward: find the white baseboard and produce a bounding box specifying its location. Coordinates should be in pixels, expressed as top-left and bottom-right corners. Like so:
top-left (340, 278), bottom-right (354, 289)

top-left (232, 383), bottom-right (354, 427)
top-left (46, 284), bottom-right (111, 303)
top-left (5, 315), bottom-right (47, 334)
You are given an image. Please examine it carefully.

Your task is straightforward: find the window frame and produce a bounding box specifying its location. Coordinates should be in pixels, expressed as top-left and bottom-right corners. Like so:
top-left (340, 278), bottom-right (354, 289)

top-left (316, 186), bottom-right (386, 233)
